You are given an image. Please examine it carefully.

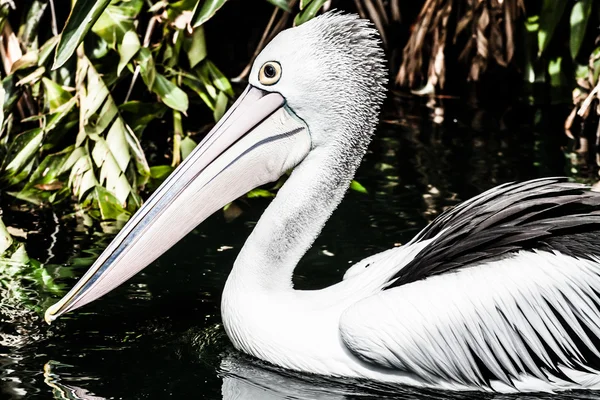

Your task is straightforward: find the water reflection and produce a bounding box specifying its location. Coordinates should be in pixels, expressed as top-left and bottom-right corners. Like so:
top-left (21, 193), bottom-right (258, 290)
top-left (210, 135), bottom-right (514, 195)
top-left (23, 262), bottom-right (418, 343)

top-left (44, 362), bottom-right (106, 400)
top-left (41, 347), bottom-right (600, 400)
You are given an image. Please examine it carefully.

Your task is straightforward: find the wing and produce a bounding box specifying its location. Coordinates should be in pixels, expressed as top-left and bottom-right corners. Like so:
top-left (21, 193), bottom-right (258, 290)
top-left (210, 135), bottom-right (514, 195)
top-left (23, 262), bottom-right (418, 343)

top-left (388, 177), bottom-right (600, 287)
top-left (339, 178), bottom-right (600, 391)
top-left (339, 251), bottom-right (600, 391)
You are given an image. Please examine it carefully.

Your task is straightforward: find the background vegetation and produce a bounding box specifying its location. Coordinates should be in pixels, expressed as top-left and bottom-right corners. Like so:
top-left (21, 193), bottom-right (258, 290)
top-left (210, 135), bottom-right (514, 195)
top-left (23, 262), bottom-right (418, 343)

top-left (0, 0), bottom-right (598, 312)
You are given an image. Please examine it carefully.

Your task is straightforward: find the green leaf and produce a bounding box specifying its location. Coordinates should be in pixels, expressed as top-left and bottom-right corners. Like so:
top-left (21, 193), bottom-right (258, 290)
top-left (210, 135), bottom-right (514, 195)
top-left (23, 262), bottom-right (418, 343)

top-left (27, 148), bottom-right (71, 188)
top-left (10, 244), bottom-right (30, 264)
top-left (4, 128), bottom-right (43, 173)
top-left (119, 101), bottom-right (167, 135)
top-left (538, 0), bottom-right (569, 56)
top-left (168, 0), bottom-right (198, 12)
top-left (94, 185), bottom-right (130, 221)
top-left (182, 75), bottom-right (214, 110)
top-left (153, 74), bottom-right (189, 112)
top-left (91, 122), bottom-right (135, 206)
top-left (44, 97), bottom-right (77, 134)
top-left (74, 57), bottom-right (142, 210)
top-left (53, 0), bottom-right (112, 69)
top-left (91, 0), bottom-right (144, 49)
top-left (117, 30), bottom-right (141, 76)
top-left (104, 118), bottom-right (130, 171)
top-left (202, 60), bottom-right (233, 96)
top-left (570, 0), bottom-right (593, 59)
top-left (548, 56), bottom-right (563, 88)
top-left (150, 165), bottom-right (174, 179)
top-left (38, 36), bottom-right (59, 66)
top-left (41, 78), bottom-right (73, 113)
top-left (19, 0), bottom-right (49, 50)
top-left (83, 98), bottom-right (118, 140)
top-left (191, 0), bottom-right (227, 28)
top-left (350, 180), bottom-right (368, 194)
top-left (67, 149), bottom-right (97, 200)
top-left (593, 46), bottom-right (600, 82)
top-left (180, 136), bottom-right (197, 160)
top-left (0, 85), bottom-right (5, 134)
top-left (149, 0), bottom-right (168, 13)
top-left (294, 0), bottom-right (327, 26)
top-left (147, 165), bottom-right (173, 191)
top-left (88, 34), bottom-right (110, 60)
top-left (193, 65), bottom-right (218, 99)
top-left (2, 75), bottom-right (21, 118)
top-left (266, 0), bottom-right (291, 12)
top-left (82, 60), bottom-right (114, 124)
top-left (0, 217), bottom-right (13, 255)
top-left (136, 47), bottom-right (156, 89)
top-left (213, 91), bottom-right (228, 121)
top-left (18, 147), bottom-right (74, 205)
top-left (575, 63), bottom-right (589, 80)
top-left (124, 124), bottom-right (150, 176)
top-left (184, 26), bottom-right (207, 68)
top-left (247, 188), bottom-right (274, 198)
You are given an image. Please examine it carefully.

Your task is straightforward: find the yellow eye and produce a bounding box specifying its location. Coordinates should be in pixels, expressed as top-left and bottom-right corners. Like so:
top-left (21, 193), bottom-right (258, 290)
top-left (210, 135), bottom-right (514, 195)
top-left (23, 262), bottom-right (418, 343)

top-left (259, 61), bottom-right (282, 85)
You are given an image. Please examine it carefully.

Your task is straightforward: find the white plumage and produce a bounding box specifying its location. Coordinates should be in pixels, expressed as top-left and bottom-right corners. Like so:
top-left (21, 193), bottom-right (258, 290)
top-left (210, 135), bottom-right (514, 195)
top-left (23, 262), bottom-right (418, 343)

top-left (341, 250), bottom-right (600, 392)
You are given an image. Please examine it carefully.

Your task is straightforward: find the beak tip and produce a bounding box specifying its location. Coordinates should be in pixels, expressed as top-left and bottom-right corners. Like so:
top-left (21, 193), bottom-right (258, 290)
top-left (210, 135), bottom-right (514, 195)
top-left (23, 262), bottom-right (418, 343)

top-left (44, 303), bottom-right (60, 325)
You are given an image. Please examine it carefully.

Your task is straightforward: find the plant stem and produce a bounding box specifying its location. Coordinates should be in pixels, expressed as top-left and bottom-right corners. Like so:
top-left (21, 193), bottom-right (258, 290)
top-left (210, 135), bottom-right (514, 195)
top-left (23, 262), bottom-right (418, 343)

top-left (48, 0), bottom-right (58, 36)
top-left (172, 109), bottom-right (183, 167)
top-left (125, 15), bottom-right (159, 102)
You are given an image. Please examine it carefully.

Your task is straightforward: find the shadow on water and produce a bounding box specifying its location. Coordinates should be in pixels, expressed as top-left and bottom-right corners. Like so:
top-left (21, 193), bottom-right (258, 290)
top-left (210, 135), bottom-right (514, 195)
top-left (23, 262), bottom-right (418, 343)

top-left (0, 94), bottom-right (597, 399)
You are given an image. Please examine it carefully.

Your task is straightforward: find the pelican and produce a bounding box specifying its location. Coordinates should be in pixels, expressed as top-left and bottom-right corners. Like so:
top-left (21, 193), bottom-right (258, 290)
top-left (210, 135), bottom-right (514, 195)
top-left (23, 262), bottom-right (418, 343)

top-left (45, 12), bottom-right (600, 393)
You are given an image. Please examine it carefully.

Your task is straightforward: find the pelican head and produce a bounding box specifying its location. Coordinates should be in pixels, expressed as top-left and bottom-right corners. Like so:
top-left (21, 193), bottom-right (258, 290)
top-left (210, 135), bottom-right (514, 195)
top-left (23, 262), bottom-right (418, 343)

top-left (45, 11), bottom-right (387, 323)
top-left (249, 12), bottom-right (387, 149)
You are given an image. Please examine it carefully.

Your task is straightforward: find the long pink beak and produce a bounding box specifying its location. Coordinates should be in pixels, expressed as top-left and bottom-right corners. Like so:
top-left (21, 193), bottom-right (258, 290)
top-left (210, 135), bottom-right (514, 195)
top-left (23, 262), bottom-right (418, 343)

top-left (45, 86), bottom-right (311, 323)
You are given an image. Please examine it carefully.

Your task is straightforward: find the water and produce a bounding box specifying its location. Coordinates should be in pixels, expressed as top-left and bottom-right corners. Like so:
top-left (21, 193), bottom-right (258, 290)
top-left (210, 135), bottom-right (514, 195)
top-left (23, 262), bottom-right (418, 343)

top-left (0, 96), bottom-right (597, 399)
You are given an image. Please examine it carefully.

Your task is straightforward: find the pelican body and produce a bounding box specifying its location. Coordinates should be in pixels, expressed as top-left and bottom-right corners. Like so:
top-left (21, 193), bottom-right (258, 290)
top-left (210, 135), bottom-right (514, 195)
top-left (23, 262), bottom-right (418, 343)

top-left (45, 12), bottom-right (600, 393)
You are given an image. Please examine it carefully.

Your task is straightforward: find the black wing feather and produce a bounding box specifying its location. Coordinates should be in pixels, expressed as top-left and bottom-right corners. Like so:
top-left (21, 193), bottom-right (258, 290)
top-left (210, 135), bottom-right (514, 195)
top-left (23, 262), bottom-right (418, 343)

top-left (387, 177), bottom-right (600, 288)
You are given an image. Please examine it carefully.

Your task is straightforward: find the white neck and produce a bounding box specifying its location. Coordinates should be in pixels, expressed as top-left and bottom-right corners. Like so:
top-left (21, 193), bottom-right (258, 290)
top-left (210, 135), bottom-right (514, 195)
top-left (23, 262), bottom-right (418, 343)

top-left (227, 143), bottom-right (359, 291)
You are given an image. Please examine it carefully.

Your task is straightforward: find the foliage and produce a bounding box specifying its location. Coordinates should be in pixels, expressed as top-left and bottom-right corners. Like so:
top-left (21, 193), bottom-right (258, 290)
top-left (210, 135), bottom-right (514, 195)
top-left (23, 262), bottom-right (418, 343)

top-left (525, 0), bottom-right (600, 101)
top-left (564, 29), bottom-right (600, 179)
top-left (0, 212), bottom-right (65, 318)
top-left (0, 0), bottom-right (237, 225)
top-left (398, 0), bottom-right (525, 93)
top-left (397, 0), bottom-right (600, 100)
top-left (568, 35), bottom-right (600, 132)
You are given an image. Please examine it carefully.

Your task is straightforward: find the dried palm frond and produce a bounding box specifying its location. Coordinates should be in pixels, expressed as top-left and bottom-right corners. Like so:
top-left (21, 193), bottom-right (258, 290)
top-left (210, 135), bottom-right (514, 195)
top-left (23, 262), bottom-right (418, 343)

top-left (398, 0), bottom-right (524, 93)
top-left (565, 33), bottom-right (600, 176)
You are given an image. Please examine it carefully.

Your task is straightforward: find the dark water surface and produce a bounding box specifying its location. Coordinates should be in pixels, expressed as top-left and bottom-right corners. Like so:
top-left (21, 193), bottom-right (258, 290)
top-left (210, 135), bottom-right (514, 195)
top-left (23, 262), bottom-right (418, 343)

top-left (1, 96), bottom-right (598, 399)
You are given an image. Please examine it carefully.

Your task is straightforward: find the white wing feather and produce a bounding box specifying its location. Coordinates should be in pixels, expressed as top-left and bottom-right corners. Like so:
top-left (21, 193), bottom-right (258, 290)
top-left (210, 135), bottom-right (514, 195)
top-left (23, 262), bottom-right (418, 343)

top-left (339, 250), bottom-right (600, 391)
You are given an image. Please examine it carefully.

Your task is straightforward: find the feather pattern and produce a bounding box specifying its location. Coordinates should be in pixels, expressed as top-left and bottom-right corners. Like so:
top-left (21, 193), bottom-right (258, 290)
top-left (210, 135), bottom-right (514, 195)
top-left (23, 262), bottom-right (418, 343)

top-left (340, 251), bottom-right (600, 390)
top-left (386, 177), bottom-right (600, 287)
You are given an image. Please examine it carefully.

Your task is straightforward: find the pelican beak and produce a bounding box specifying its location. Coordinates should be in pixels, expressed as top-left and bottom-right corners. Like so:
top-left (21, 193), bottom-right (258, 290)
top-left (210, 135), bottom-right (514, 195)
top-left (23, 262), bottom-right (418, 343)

top-left (45, 86), bottom-right (311, 323)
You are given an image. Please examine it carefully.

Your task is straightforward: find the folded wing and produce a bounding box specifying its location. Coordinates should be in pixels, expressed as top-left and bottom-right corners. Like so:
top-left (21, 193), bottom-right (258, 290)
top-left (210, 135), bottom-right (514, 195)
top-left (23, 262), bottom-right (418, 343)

top-left (340, 178), bottom-right (600, 390)
top-left (340, 251), bottom-right (600, 390)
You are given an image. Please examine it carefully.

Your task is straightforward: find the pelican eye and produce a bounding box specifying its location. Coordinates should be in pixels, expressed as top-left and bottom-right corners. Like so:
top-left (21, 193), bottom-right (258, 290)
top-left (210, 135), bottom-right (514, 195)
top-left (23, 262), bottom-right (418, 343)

top-left (259, 61), bottom-right (281, 85)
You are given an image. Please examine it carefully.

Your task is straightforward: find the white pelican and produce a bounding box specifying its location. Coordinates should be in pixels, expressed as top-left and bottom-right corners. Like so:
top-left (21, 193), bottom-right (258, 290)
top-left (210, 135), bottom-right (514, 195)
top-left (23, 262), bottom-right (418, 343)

top-left (45, 12), bottom-right (600, 393)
